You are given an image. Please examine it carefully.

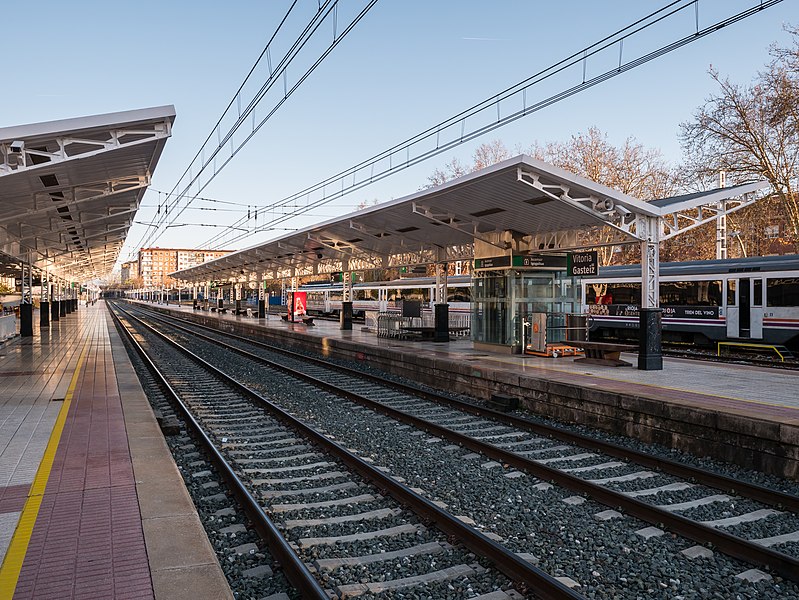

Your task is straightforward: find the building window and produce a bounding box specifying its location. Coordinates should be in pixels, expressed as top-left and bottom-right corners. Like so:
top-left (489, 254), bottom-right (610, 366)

top-left (764, 224), bottom-right (780, 239)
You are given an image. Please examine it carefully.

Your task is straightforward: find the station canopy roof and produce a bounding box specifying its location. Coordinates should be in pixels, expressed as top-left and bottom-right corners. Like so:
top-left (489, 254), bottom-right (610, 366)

top-left (171, 154), bottom-right (768, 284)
top-left (0, 105), bottom-right (175, 281)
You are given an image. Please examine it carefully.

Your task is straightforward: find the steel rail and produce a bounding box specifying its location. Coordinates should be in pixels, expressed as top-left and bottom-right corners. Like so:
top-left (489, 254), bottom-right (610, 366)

top-left (108, 306), bottom-right (329, 599)
top-left (132, 302), bottom-right (799, 513)
top-left (111, 302), bottom-right (584, 600)
top-left (121, 302), bottom-right (799, 582)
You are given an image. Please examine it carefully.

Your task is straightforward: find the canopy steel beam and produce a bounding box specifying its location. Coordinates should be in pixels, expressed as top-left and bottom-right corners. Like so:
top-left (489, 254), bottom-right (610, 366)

top-left (0, 124), bottom-right (170, 175)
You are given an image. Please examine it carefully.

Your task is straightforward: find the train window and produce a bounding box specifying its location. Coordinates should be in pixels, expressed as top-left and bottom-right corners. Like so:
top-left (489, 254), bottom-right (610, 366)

top-left (398, 288), bottom-right (427, 302)
top-left (727, 280), bottom-right (736, 306)
top-left (753, 279), bottom-right (763, 307)
top-left (585, 282), bottom-right (641, 305)
top-left (353, 289), bottom-right (378, 301)
top-left (767, 278), bottom-right (799, 307)
top-left (447, 287), bottom-right (471, 303)
top-left (660, 280), bottom-right (722, 306)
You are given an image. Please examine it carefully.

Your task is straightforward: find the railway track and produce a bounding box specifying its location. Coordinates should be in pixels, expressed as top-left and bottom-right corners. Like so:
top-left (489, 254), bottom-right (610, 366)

top-left (113, 301), bottom-right (799, 598)
top-left (110, 302), bottom-right (579, 599)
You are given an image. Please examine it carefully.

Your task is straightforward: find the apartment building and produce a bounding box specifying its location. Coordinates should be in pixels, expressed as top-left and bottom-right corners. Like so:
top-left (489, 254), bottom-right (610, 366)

top-left (138, 248), bottom-right (231, 288)
top-left (120, 260), bottom-right (139, 284)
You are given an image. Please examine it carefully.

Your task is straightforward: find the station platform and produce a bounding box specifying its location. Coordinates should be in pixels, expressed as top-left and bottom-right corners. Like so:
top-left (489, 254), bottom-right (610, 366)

top-left (0, 302), bottom-right (232, 600)
top-left (135, 300), bottom-right (799, 480)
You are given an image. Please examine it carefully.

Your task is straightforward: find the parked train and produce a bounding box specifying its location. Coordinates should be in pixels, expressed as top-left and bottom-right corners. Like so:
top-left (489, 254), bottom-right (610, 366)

top-left (296, 256), bottom-right (799, 348)
top-left (582, 255), bottom-right (799, 349)
top-left (299, 275), bottom-right (472, 318)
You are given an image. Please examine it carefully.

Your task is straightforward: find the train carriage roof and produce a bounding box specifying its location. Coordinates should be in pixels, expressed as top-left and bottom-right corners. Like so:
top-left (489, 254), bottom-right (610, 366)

top-left (587, 255), bottom-right (799, 279)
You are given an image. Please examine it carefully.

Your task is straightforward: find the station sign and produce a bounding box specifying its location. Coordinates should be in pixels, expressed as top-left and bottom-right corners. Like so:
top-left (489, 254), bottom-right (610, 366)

top-left (473, 256), bottom-right (511, 269)
top-left (515, 255), bottom-right (567, 268)
top-left (474, 255), bottom-right (567, 270)
top-left (567, 251), bottom-right (598, 277)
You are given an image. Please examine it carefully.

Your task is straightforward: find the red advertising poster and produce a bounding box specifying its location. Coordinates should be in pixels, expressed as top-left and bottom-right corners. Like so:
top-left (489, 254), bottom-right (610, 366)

top-left (288, 291), bottom-right (307, 322)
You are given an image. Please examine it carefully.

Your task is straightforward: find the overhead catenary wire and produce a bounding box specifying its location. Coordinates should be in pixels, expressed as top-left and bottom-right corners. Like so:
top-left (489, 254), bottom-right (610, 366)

top-left (198, 0), bottom-right (783, 251)
top-left (153, 0), bottom-right (379, 244)
top-left (130, 0), bottom-right (379, 258)
top-left (127, 0), bottom-right (304, 256)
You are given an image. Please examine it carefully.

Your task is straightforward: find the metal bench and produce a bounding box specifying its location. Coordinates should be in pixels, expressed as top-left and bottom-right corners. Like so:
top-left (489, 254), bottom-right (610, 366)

top-left (564, 340), bottom-right (636, 367)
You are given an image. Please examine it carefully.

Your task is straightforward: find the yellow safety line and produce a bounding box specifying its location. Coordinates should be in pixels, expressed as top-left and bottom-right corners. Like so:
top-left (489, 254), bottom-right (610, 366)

top-left (0, 344), bottom-right (89, 600)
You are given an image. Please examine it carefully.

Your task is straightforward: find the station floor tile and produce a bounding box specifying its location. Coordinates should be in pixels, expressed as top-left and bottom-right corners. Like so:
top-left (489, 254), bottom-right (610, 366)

top-left (0, 303), bottom-right (232, 600)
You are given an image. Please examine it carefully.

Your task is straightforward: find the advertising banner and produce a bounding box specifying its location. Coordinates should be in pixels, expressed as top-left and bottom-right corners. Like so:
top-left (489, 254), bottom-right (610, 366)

top-left (288, 291), bottom-right (307, 322)
top-left (589, 304), bottom-right (720, 319)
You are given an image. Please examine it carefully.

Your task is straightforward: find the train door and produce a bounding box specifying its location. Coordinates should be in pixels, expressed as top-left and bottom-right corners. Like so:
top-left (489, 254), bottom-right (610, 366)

top-left (726, 278), bottom-right (742, 338)
top-left (726, 277), bottom-right (763, 339)
top-left (750, 278), bottom-right (764, 339)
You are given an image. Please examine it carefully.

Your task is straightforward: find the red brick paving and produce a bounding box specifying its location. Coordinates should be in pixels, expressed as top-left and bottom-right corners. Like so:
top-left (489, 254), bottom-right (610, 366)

top-left (0, 484), bottom-right (30, 513)
top-left (13, 335), bottom-right (154, 600)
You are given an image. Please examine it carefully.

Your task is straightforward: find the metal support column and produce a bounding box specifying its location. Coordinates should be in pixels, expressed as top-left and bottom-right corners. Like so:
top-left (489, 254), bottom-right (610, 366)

top-left (340, 263), bottom-right (353, 331)
top-left (433, 260), bottom-right (449, 342)
top-left (716, 172), bottom-right (727, 260)
top-left (638, 215), bottom-right (662, 370)
top-left (258, 279), bottom-right (266, 318)
top-left (51, 280), bottom-right (60, 322)
top-left (40, 271), bottom-right (50, 328)
top-left (20, 259), bottom-right (33, 337)
top-left (60, 281), bottom-right (67, 316)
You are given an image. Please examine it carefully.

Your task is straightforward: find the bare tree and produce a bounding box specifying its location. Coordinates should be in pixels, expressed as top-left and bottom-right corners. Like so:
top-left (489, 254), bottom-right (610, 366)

top-left (429, 130), bottom-right (679, 271)
top-left (426, 142), bottom-right (509, 187)
top-left (680, 27), bottom-right (799, 247)
top-left (527, 127), bottom-right (676, 199)
top-left (473, 139), bottom-right (510, 170)
top-left (526, 128), bottom-right (678, 267)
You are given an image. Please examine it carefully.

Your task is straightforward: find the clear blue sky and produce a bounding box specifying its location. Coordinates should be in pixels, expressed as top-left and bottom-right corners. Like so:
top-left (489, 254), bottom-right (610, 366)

top-left (2, 0), bottom-right (795, 269)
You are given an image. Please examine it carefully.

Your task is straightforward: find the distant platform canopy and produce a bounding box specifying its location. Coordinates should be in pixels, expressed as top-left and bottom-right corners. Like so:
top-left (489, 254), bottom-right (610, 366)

top-left (170, 155), bottom-right (767, 285)
top-left (0, 105), bottom-right (175, 281)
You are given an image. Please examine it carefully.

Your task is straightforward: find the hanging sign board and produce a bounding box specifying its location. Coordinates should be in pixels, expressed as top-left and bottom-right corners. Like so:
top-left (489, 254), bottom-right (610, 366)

top-left (475, 255), bottom-right (568, 270)
top-left (514, 255), bottom-right (568, 268)
top-left (474, 256), bottom-right (511, 269)
top-left (567, 251), bottom-right (598, 277)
